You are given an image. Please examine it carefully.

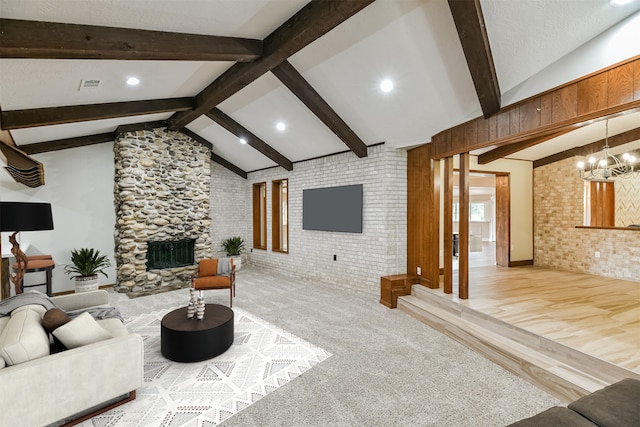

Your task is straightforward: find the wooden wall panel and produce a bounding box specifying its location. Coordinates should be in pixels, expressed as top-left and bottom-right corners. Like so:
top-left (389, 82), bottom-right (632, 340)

top-left (509, 108), bottom-right (520, 134)
top-left (463, 120), bottom-right (477, 146)
top-left (476, 118), bottom-right (489, 144)
top-left (607, 62), bottom-right (634, 106)
top-left (634, 60), bottom-right (640, 100)
top-left (577, 74), bottom-right (607, 115)
top-left (407, 144), bottom-right (433, 288)
top-left (540, 93), bottom-right (553, 126)
top-left (519, 97), bottom-right (541, 132)
top-left (552, 84), bottom-right (578, 122)
top-left (431, 56), bottom-right (640, 159)
top-left (589, 181), bottom-right (615, 227)
top-left (488, 114), bottom-right (499, 141)
top-left (497, 111), bottom-right (510, 138)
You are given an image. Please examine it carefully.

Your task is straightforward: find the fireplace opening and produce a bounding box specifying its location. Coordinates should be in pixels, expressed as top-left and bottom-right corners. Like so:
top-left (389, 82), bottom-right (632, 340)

top-left (146, 239), bottom-right (195, 270)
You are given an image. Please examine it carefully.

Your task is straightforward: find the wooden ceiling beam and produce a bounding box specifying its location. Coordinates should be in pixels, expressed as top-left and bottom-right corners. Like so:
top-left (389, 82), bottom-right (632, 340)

top-left (431, 56), bottom-right (640, 159)
top-left (534, 126), bottom-right (640, 168)
top-left (205, 108), bottom-right (293, 171)
top-left (477, 128), bottom-right (576, 164)
top-left (448, 0), bottom-right (500, 118)
top-left (272, 60), bottom-right (368, 158)
top-left (168, 0), bottom-right (376, 130)
top-left (19, 132), bottom-right (114, 155)
top-left (0, 18), bottom-right (262, 61)
top-left (1, 98), bottom-right (193, 129)
top-left (179, 128), bottom-right (248, 179)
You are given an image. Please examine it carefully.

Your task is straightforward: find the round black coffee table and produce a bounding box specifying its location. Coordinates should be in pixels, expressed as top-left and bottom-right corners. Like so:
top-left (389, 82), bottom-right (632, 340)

top-left (161, 304), bottom-right (234, 362)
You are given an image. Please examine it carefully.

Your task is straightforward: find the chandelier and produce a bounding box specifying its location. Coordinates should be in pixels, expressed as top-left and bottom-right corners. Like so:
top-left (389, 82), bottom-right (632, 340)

top-left (577, 120), bottom-right (637, 181)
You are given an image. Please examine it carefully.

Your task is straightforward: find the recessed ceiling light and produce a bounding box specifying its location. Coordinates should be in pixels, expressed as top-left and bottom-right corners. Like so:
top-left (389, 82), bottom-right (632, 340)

top-left (239, 137), bottom-right (248, 144)
top-left (380, 79), bottom-right (394, 93)
top-left (126, 77), bottom-right (140, 86)
top-left (276, 122), bottom-right (286, 131)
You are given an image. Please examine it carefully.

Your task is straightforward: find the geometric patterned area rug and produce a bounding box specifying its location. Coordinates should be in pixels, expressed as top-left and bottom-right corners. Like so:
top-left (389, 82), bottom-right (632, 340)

top-left (80, 307), bottom-right (331, 427)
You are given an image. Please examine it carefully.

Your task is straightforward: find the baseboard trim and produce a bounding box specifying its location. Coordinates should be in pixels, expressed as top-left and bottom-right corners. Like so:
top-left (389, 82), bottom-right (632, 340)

top-left (509, 260), bottom-right (534, 267)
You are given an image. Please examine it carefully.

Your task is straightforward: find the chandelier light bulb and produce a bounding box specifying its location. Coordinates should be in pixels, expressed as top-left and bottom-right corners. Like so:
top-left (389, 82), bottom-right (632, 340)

top-left (588, 156), bottom-right (597, 164)
top-left (629, 155), bottom-right (637, 163)
top-left (577, 161), bottom-right (585, 169)
top-left (598, 159), bottom-right (607, 167)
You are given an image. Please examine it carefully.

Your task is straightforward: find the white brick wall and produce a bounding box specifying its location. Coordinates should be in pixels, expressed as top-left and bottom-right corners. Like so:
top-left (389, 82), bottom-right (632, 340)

top-left (210, 162), bottom-right (251, 258)
top-left (210, 144), bottom-right (407, 295)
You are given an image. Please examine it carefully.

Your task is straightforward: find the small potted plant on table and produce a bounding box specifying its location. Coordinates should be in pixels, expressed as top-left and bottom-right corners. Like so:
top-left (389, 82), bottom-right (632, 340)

top-left (64, 248), bottom-right (111, 293)
top-left (221, 236), bottom-right (245, 271)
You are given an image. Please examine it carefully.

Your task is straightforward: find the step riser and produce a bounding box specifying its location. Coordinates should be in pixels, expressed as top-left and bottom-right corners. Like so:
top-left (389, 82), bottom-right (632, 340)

top-left (398, 299), bottom-right (590, 402)
top-left (409, 286), bottom-right (635, 385)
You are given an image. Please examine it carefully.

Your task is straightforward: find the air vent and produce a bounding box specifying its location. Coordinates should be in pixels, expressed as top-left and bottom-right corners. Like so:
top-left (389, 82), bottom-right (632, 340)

top-left (79, 79), bottom-right (102, 90)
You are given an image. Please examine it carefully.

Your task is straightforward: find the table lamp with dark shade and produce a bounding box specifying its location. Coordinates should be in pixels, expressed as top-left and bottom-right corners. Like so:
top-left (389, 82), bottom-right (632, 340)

top-left (0, 202), bottom-right (54, 296)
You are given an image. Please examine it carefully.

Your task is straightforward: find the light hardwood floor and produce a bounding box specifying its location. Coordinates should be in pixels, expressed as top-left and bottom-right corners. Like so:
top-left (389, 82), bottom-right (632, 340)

top-left (439, 252), bottom-right (640, 374)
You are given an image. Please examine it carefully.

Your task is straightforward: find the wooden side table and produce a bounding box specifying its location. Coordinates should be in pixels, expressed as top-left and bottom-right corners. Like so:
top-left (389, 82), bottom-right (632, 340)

top-left (380, 274), bottom-right (419, 309)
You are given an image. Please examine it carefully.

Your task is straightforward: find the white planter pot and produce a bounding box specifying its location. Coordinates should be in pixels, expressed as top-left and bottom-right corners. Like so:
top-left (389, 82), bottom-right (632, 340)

top-left (75, 275), bottom-right (99, 293)
top-left (231, 256), bottom-right (242, 271)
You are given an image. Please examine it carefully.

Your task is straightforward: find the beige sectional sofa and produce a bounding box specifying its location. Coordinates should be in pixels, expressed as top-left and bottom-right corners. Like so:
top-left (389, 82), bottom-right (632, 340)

top-left (0, 290), bottom-right (143, 426)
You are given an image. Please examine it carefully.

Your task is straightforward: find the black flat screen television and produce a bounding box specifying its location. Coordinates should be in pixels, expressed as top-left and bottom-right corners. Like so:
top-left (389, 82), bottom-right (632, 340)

top-left (303, 184), bottom-right (363, 233)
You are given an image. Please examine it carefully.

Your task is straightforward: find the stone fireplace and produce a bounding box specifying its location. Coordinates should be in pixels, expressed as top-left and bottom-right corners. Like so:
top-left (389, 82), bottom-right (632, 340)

top-left (113, 127), bottom-right (212, 295)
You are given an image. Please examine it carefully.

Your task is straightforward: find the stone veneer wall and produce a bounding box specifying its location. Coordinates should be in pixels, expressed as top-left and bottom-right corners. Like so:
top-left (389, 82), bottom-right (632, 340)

top-left (533, 156), bottom-right (640, 281)
top-left (231, 144), bottom-right (407, 296)
top-left (113, 128), bottom-right (212, 295)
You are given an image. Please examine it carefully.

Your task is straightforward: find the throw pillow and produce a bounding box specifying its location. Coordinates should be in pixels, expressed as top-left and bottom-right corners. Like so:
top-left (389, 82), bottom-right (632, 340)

top-left (41, 308), bottom-right (71, 334)
top-left (52, 312), bottom-right (112, 349)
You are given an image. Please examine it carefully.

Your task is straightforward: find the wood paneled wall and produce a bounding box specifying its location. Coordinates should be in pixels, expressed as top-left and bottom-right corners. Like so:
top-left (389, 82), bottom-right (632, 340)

top-left (431, 56), bottom-right (640, 159)
top-left (589, 181), bottom-right (615, 227)
top-left (407, 144), bottom-right (439, 289)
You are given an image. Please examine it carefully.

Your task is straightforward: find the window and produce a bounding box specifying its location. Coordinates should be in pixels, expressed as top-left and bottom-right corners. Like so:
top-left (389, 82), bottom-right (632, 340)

top-left (453, 202), bottom-right (486, 221)
top-left (252, 182), bottom-right (267, 250)
top-left (470, 202), bottom-right (486, 221)
top-left (272, 179), bottom-right (288, 253)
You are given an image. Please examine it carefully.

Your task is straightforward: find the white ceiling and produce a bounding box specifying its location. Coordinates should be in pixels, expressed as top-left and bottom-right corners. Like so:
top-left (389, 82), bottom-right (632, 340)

top-left (1, 0), bottom-right (639, 174)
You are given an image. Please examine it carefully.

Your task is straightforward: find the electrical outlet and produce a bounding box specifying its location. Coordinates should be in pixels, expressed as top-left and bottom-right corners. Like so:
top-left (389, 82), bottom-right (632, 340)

top-left (417, 267), bottom-right (422, 275)
top-left (595, 251), bottom-right (601, 258)
top-left (333, 254), bottom-right (337, 261)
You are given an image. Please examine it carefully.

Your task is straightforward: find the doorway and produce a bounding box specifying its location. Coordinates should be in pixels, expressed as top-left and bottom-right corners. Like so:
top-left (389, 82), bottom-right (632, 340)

top-left (452, 171), bottom-right (510, 269)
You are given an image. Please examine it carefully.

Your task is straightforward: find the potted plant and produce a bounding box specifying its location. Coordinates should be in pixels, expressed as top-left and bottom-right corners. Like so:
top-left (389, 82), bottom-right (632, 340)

top-left (64, 248), bottom-right (111, 293)
top-left (221, 236), bottom-right (245, 270)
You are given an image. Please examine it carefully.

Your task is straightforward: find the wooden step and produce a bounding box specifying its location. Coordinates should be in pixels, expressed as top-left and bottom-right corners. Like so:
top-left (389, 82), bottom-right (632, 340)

top-left (397, 286), bottom-right (639, 403)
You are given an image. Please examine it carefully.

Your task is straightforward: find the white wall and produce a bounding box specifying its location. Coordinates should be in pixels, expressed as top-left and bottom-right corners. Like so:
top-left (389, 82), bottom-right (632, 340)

top-left (1, 143), bottom-right (116, 294)
top-left (451, 155), bottom-right (534, 262)
top-left (210, 144), bottom-right (407, 296)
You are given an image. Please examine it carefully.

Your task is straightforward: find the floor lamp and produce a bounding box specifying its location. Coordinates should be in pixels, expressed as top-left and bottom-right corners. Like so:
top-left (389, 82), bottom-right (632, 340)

top-left (0, 202), bottom-right (54, 296)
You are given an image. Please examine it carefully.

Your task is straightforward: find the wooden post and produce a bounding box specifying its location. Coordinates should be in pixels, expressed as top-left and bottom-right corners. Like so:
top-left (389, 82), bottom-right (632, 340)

top-left (459, 153), bottom-right (470, 299)
top-left (443, 156), bottom-right (454, 294)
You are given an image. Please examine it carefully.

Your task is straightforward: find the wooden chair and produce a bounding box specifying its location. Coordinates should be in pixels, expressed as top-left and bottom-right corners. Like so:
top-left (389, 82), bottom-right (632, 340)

top-left (192, 258), bottom-right (236, 307)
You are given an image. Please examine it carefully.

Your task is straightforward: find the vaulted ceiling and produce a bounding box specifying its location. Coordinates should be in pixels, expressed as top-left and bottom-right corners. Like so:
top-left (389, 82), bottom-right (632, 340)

top-left (1, 0), bottom-right (639, 181)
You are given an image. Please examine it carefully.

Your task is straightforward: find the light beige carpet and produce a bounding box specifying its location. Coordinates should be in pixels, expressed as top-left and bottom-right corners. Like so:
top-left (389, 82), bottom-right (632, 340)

top-left (93, 266), bottom-right (562, 426)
